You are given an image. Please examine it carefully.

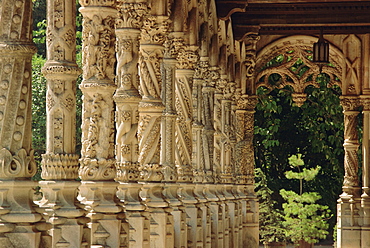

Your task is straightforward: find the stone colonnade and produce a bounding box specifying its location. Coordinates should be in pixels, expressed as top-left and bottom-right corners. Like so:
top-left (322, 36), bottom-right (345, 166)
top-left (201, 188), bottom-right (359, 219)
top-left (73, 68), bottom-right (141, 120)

top-left (0, 0), bottom-right (259, 247)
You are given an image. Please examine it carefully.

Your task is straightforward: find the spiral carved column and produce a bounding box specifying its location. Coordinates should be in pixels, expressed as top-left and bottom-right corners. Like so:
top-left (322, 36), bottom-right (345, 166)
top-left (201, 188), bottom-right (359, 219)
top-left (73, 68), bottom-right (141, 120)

top-left (337, 96), bottom-right (361, 248)
top-left (114, 2), bottom-right (150, 247)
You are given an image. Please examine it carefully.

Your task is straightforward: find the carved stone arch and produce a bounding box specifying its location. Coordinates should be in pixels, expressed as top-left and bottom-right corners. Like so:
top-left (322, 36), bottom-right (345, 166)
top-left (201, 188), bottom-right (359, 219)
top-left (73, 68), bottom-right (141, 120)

top-left (255, 35), bottom-right (344, 97)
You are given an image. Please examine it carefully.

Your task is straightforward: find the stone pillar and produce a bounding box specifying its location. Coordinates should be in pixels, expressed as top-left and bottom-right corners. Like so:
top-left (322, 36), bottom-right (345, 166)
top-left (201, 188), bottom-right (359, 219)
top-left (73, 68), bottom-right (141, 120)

top-left (114, 2), bottom-right (150, 247)
top-left (36, 0), bottom-right (85, 247)
top-left (192, 58), bottom-right (206, 184)
top-left (235, 95), bottom-right (259, 248)
top-left (361, 96), bottom-right (370, 248)
top-left (138, 13), bottom-right (174, 248)
top-left (77, 1), bottom-right (122, 247)
top-left (337, 96), bottom-right (361, 248)
top-left (162, 33), bottom-right (186, 248)
top-left (200, 63), bottom-right (220, 248)
top-left (0, 0), bottom-right (42, 247)
top-left (175, 46), bottom-right (199, 248)
top-left (218, 78), bottom-right (236, 248)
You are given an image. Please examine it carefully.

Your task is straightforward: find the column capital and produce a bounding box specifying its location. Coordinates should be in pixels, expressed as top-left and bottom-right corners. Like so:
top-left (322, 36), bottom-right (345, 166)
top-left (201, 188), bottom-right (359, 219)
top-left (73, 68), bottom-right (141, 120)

top-left (116, 1), bottom-right (148, 29)
top-left (360, 95), bottom-right (370, 111)
top-left (141, 15), bottom-right (170, 45)
top-left (236, 94), bottom-right (258, 110)
top-left (340, 96), bottom-right (360, 111)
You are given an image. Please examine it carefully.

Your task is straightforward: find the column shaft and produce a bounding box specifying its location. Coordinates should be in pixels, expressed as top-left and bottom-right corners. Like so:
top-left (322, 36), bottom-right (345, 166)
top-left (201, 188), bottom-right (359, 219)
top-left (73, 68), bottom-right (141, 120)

top-left (77, 1), bottom-right (121, 247)
top-left (0, 0), bottom-right (41, 246)
top-left (114, 2), bottom-right (150, 247)
top-left (337, 96), bottom-right (361, 248)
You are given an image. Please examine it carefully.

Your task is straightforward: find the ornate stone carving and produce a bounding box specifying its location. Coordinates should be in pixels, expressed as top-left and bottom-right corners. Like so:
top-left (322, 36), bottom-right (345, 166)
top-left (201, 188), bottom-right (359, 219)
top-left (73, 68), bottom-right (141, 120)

top-left (41, 153), bottom-right (79, 180)
top-left (176, 48), bottom-right (198, 70)
top-left (175, 70), bottom-right (195, 183)
top-left (244, 33), bottom-right (260, 78)
top-left (139, 47), bottom-right (164, 99)
top-left (114, 1), bottom-right (146, 183)
top-left (80, 12), bottom-right (116, 81)
top-left (116, 2), bottom-right (147, 29)
top-left (141, 16), bottom-right (170, 45)
top-left (343, 35), bottom-right (361, 96)
top-left (255, 36), bottom-right (343, 96)
top-left (340, 96), bottom-right (360, 189)
top-left (235, 95), bottom-right (257, 184)
top-left (79, 3), bottom-right (117, 181)
top-left (0, 148), bottom-right (36, 178)
top-left (0, 1), bottom-right (42, 245)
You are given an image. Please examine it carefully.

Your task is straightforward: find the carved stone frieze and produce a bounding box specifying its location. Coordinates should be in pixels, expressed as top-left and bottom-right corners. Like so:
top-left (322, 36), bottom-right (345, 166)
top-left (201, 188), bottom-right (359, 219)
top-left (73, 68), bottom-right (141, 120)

top-left (41, 153), bottom-right (80, 180)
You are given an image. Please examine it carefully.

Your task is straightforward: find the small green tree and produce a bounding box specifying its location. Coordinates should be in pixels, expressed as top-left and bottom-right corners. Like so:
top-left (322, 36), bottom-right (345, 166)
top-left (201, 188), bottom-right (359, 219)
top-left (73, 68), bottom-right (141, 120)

top-left (280, 154), bottom-right (332, 246)
top-left (255, 168), bottom-right (286, 244)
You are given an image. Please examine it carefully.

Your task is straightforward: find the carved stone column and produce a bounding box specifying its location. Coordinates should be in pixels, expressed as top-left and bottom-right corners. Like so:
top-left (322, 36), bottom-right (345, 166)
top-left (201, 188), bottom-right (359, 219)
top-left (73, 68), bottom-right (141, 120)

top-left (235, 94), bottom-right (259, 248)
top-left (192, 57), bottom-right (219, 183)
top-left (36, 1), bottom-right (86, 247)
top-left (217, 78), bottom-right (236, 248)
top-left (114, 2), bottom-right (150, 247)
top-left (175, 46), bottom-right (200, 248)
top-left (161, 33), bottom-right (186, 248)
top-left (337, 96), bottom-right (361, 248)
top-left (361, 96), bottom-right (370, 248)
top-left (77, 1), bottom-right (121, 247)
top-left (138, 14), bottom-right (174, 248)
top-left (0, 0), bottom-right (42, 246)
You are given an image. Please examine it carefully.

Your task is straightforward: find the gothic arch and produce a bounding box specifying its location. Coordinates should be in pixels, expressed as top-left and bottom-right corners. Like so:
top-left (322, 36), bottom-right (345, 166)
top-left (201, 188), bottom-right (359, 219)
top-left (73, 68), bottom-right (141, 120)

top-left (254, 35), bottom-right (344, 100)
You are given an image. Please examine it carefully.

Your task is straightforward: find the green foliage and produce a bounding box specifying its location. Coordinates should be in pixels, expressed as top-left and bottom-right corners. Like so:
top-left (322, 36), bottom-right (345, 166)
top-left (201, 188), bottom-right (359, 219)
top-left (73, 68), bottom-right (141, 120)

top-left (280, 155), bottom-right (332, 244)
top-left (31, 55), bottom-right (46, 180)
top-left (255, 168), bottom-right (286, 243)
top-left (254, 69), bottom-right (344, 237)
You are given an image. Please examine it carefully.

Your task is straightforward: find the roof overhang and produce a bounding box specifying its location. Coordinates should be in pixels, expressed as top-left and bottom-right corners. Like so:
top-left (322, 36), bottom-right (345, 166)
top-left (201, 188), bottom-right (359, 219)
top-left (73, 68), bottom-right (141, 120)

top-left (215, 0), bottom-right (370, 40)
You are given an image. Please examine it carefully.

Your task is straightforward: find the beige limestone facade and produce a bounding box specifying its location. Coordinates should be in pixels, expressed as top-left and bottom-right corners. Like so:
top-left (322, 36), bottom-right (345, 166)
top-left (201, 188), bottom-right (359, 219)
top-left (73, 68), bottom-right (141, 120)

top-left (0, 0), bottom-right (370, 247)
